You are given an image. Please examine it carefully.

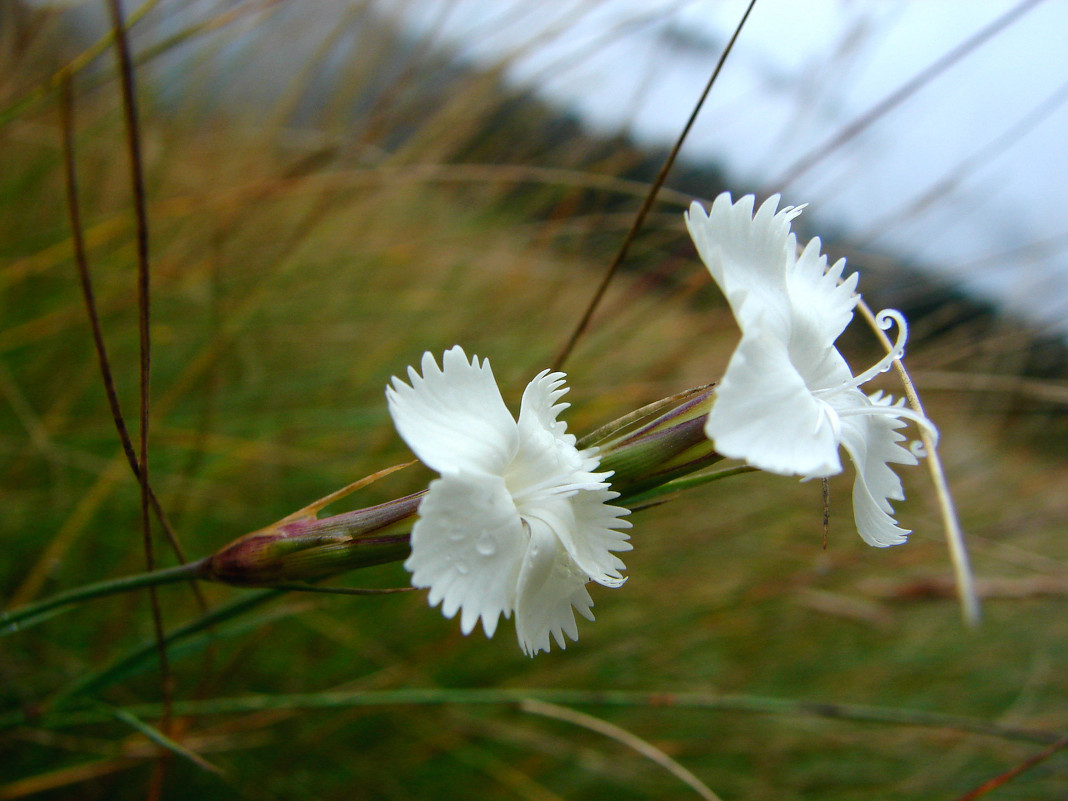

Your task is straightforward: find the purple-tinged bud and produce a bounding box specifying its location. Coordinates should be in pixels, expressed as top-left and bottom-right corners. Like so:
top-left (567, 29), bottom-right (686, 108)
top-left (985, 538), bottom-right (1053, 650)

top-left (202, 492), bottom-right (424, 586)
top-left (579, 385), bottom-right (722, 501)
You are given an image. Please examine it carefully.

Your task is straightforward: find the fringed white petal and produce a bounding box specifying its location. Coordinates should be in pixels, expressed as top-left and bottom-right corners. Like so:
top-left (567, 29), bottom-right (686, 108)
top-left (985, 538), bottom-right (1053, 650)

top-left (519, 490), bottom-right (631, 590)
top-left (706, 325), bottom-right (842, 477)
top-left (567, 486), bottom-right (632, 581)
top-left (685, 192), bottom-right (803, 330)
top-left (512, 371), bottom-right (630, 590)
top-left (386, 346), bottom-right (518, 476)
top-left (786, 237), bottom-right (860, 352)
top-left (836, 391), bottom-right (919, 547)
top-left (517, 369), bottom-right (574, 448)
top-left (509, 369), bottom-right (590, 497)
top-left (514, 518), bottom-right (595, 656)
top-left (405, 472), bottom-right (526, 637)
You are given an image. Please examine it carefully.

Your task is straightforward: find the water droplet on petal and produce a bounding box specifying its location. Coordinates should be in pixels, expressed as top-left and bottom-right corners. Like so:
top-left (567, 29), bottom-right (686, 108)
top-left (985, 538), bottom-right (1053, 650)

top-left (475, 532), bottom-right (497, 556)
top-left (455, 561), bottom-right (469, 575)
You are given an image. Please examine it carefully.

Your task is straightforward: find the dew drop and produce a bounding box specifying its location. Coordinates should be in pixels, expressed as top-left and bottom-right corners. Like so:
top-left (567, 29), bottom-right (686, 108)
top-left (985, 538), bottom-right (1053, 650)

top-left (475, 532), bottom-right (497, 556)
top-left (455, 561), bottom-right (470, 575)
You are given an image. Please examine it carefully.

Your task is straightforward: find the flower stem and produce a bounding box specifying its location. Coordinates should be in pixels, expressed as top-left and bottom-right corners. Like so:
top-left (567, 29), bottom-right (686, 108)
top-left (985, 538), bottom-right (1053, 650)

top-left (1, 559), bottom-right (209, 635)
top-left (622, 465), bottom-right (758, 510)
top-left (26, 688), bottom-right (1061, 745)
top-left (856, 298), bottom-right (980, 626)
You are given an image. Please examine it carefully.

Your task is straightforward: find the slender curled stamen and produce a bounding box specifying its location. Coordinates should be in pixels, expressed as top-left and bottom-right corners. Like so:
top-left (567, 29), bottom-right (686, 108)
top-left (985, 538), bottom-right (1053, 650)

top-left (840, 308), bottom-right (910, 391)
top-left (811, 309), bottom-right (908, 403)
top-left (807, 307), bottom-right (937, 448)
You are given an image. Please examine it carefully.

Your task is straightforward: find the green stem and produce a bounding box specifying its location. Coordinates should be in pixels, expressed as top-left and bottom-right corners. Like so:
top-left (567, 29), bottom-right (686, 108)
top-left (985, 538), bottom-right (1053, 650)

top-left (623, 465), bottom-right (758, 509)
top-left (1, 559), bottom-right (208, 635)
top-left (25, 689), bottom-right (1064, 746)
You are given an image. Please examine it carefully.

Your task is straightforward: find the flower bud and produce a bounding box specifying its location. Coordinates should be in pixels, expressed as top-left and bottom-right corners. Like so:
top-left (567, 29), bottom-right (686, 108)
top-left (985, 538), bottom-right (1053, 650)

top-left (202, 492), bottom-right (423, 586)
top-left (579, 385), bottom-right (722, 501)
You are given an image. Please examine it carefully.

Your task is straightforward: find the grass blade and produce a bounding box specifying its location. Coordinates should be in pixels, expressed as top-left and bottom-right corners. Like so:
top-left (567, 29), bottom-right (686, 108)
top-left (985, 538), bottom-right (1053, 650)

top-left (106, 704), bottom-right (223, 776)
top-left (520, 698), bottom-right (723, 801)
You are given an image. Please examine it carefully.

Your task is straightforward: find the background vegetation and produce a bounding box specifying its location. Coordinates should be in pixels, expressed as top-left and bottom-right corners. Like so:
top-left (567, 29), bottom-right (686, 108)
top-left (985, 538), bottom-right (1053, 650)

top-left (2, 3), bottom-right (1066, 799)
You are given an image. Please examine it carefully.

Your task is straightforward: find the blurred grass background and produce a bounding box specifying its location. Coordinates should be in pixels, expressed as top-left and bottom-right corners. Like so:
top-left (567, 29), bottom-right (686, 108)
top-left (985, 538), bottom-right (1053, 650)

top-left (2, 2), bottom-right (1067, 799)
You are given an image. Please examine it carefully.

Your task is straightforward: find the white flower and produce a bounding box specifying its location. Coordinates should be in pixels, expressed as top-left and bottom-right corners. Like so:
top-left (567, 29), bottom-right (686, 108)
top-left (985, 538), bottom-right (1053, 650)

top-left (685, 193), bottom-right (936, 547)
top-left (386, 346), bottom-right (631, 655)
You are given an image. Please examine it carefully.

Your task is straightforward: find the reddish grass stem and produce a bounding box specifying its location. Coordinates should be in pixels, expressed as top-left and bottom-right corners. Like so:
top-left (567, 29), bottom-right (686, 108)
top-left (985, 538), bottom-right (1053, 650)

top-left (104, 0), bottom-right (172, 787)
top-left (951, 734), bottom-right (1068, 801)
top-left (58, 75), bottom-right (206, 612)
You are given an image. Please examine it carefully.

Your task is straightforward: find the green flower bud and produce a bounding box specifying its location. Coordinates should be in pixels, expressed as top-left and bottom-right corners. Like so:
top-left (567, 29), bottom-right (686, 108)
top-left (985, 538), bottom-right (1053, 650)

top-left (579, 385), bottom-right (722, 501)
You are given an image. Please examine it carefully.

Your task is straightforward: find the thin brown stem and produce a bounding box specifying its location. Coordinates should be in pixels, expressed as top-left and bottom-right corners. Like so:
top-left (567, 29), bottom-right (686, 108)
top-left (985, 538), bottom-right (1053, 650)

top-left (821, 477), bottom-right (829, 550)
top-left (104, 0), bottom-right (172, 785)
top-left (552, 0), bottom-right (759, 371)
top-left (58, 75), bottom-right (207, 612)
